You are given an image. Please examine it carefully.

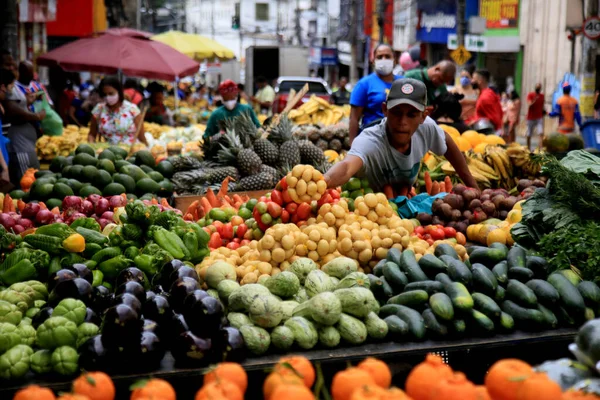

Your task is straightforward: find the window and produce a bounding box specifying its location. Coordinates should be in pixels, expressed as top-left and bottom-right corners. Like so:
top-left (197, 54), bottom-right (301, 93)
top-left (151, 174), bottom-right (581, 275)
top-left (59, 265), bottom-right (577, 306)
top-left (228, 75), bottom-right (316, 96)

top-left (255, 3), bottom-right (269, 21)
top-left (278, 81), bottom-right (328, 94)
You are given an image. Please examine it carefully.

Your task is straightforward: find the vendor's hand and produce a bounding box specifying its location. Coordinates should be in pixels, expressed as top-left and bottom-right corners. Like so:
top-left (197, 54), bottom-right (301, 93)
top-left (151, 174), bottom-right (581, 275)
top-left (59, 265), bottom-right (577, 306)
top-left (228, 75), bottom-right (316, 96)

top-left (36, 110), bottom-right (46, 121)
top-left (250, 96), bottom-right (257, 103)
top-left (1, 169), bottom-right (9, 183)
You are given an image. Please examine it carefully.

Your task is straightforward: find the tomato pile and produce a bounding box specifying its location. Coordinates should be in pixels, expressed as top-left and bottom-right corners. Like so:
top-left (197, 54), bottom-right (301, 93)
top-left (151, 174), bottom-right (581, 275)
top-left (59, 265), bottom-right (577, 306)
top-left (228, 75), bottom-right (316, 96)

top-left (412, 224), bottom-right (466, 246)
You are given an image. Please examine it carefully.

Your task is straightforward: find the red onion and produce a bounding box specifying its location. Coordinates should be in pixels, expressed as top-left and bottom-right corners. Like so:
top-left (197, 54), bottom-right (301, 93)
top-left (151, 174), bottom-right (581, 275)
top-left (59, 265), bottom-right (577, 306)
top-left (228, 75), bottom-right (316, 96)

top-left (12, 225), bottom-right (24, 234)
top-left (67, 213), bottom-right (87, 224)
top-left (87, 194), bottom-right (102, 206)
top-left (54, 218), bottom-right (64, 224)
top-left (21, 203), bottom-right (40, 218)
top-left (62, 196), bottom-right (83, 213)
top-left (18, 218), bottom-right (33, 229)
top-left (97, 218), bottom-right (111, 229)
top-left (95, 198), bottom-right (110, 216)
top-left (81, 200), bottom-right (94, 216)
top-left (0, 214), bottom-right (16, 229)
top-left (109, 196), bottom-right (126, 209)
top-left (101, 211), bottom-right (114, 221)
top-left (35, 210), bottom-right (55, 225)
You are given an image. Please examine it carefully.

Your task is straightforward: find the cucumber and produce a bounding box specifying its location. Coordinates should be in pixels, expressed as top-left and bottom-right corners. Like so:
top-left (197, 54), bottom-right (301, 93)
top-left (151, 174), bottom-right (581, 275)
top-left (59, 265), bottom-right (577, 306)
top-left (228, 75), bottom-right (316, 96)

top-left (464, 259), bottom-right (471, 269)
top-left (429, 292), bottom-right (454, 321)
top-left (585, 308), bottom-right (595, 321)
top-left (404, 280), bottom-right (444, 295)
top-left (559, 270), bottom-right (582, 286)
top-left (555, 306), bottom-right (576, 326)
top-left (469, 309), bottom-right (495, 334)
top-left (494, 285), bottom-right (506, 302)
top-left (506, 246), bottom-right (526, 269)
top-left (537, 303), bottom-right (558, 328)
top-left (422, 309), bottom-right (448, 338)
top-left (507, 279), bottom-right (538, 308)
top-left (467, 245), bottom-right (487, 255)
top-left (382, 261), bottom-right (408, 292)
top-left (448, 259), bottom-right (473, 287)
top-left (444, 282), bottom-right (473, 312)
top-left (418, 254), bottom-right (448, 278)
top-left (386, 248), bottom-right (402, 266)
top-left (472, 292), bottom-right (501, 319)
top-left (508, 267), bottom-right (534, 282)
top-left (490, 242), bottom-right (509, 252)
top-left (388, 290), bottom-right (429, 307)
top-left (379, 276), bottom-right (395, 299)
top-left (577, 281), bottom-right (600, 308)
top-left (399, 250), bottom-right (428, 282)
top-left (373, 260), bottom-right (385, 277)
top-left (438, 255), bottom-right (457, 267)
top-left (394, 305), bottom-right (426, 340)
top-left (526, 256), bottom-right (548, 278)
top-left (501, 300), bottom-right (545, 328)
top-left (492, 261), bottom-right (508, 284)
top-left (379, 304), bottom-right (402, 319)
top-left (472, 263), bottom-right (498, 295)
top-left (469, 247), bottom-right (508, 267)
top-left (384, 315), bottom-right (408, 340)
top-left (434, 243), bottom-right (459, 260)
top-left (499, 311), bottom-right (515, 331)
top-left (435, 273), bottom-right (453, 285)
top-left (526, 279), bottom-right (560, 306)
top-left (547, 273), bottom-right (586, 318)
top-left (367, 274), bottom-right (384, 300)
top-left (451, 319), bottom-right (467, 337)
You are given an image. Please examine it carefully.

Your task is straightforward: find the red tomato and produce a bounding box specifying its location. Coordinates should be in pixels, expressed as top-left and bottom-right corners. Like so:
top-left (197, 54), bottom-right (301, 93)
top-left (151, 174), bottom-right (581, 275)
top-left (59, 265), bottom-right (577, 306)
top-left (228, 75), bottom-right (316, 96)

top-left (258, 196), bottom-right (268, 203)
top-left (236, 223), bottom-right (248, 239)
top-left (221, 223), bottom-right (234, 240)
top-left (281, 209), bottom-right (290, 223)
top-left (317, 193), bottom-right (332, 207)
top-left (415, 226), bottom-right (425, 235)
top-left (426, 238), bottom-right (435, 246)
top-left (425, 225), bottom-right (435, 232)
top-left (240, 239), bottom-right (250, 246)
top-left (279, 177), bottom-right (288, 190)
top-left (230, 215), bottom-right (244, 226)
top-left (226, 242), bottom-right (240, 250)
top-left (212, 220), bottom-right (224, 230)
top-left (203, 226), bottom-right (215, 235)
top-left (416, 233), bottom-right (423, 239)
top-left (443, 227), bottom-right (457, 238)
top-left (282, 189), bottom-right (292, 204)
top-left (430, 228), bottom-right (446, 241)
top-left (285, 202), bottom-right (298, 214)
top-left (267, 202), bottom-right (282, 218)
top-left (297, 202), bottom-right (312, 220)
top-left (270, 189), bottom-right (283, 206)
top-left (423, 233), bottom-right (431, 240)
top-left (232, 238), bottom-right (241, 243)
top-left (208, 232), bottom-right (221, 249)
top-left (329, 188), bottom-right (341, 200)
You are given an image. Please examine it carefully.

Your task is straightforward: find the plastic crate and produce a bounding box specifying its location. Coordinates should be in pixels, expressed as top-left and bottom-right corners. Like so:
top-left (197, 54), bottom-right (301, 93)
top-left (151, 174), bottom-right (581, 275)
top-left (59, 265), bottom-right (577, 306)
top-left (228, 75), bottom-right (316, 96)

top-left (581, 120), bottom-right (600, 150)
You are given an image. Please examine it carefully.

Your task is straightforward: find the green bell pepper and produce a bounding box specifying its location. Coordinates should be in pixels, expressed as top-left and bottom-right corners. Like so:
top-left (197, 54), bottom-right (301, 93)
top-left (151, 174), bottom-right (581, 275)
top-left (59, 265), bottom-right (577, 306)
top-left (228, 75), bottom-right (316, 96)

top-left (92, 270), bottom-right (104, 287)
top-left (0, 259), bottom-right (37, 286)
top-left (133, 254), bottom-right (158, 276)
top-left (153, 227), bottom-right (189, 259)
top-left (97, 255), bottom-right (131, 280)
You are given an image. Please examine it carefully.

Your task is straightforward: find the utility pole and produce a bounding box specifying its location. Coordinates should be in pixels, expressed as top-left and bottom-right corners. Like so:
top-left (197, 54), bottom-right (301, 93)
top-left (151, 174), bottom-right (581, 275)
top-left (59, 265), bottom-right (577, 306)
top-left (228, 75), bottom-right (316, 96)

top-left (0, 0), bottom-right (19, 58)
top-left (456, 0), bottom-right (466, 47)
top-left (211, 0), bottom-right (215, 39)
top-left (581, 0), bottom-right (599, 119)
top-left (349, 0), bottom-right (359, 84)
top-left (295, 0), bottom-right (303, 45)
top-left (378, 0), bottom-right (385, 43)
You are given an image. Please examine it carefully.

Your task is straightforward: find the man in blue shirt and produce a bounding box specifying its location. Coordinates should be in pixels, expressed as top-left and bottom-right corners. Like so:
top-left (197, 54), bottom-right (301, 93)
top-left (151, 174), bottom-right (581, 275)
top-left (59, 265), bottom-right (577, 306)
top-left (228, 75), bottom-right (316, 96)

top-left (349, 44), bottom-right (401, 144)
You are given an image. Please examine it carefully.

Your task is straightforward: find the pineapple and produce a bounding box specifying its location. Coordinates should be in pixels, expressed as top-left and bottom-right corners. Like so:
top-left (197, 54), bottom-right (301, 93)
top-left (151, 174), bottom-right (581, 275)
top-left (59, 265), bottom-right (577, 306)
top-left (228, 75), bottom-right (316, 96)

top-left (217, 130), bottom-right (262, 176)
top-left (269, 115), bottom-right (301, 167)
top-left (209, 166), bottom-right (239, 183)
top-left (232, 112), bottom-right (280, 167)
top-left (170, 156), bottom-right (203, 171)
top-left (329, 139), bottom-right (343, 152)
top-left (260, 164), bottom-right (280, 181)
top-left (298, 139), bottom-right (326, 166)
top-left (236, 172), bottom-right (276, 191)
top-left (321, 126), bottom-right (335, 141)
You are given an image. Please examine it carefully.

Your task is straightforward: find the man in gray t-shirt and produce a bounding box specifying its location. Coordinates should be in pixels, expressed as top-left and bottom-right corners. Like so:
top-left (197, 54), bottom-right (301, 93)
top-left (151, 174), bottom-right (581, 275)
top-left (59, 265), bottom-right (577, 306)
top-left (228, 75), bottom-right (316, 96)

top-left (325, 78), bottom-right (478, 194)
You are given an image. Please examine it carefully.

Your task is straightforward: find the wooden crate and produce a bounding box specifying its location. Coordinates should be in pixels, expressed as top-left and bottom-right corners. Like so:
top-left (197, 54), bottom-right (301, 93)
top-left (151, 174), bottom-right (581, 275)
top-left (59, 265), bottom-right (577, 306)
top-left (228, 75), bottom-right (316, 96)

top-left (173, 190), bottom-right (271, 212)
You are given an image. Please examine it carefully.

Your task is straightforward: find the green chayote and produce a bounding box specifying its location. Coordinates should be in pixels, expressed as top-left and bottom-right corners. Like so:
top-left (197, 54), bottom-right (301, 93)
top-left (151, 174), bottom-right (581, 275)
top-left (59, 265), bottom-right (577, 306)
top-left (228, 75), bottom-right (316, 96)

top-left (76, 322), bottom-right (99, 348)
top-left (52, 299), bottom-right (87, 325)
top-left (0, 323), bottom-right (21, 353)
top-left (51, 346), bottom-right (79, 376)
top-left (0, 290), bottom-right (31, 313)
top-left (0, 301), bottom-right (21, 325)
top-left (17, 322), bottom-right (36, 346)
top-left (25, 307), bottom-right (39, 319)
top-left (36, 316), bottom-right (78, 349)
top-left (34, 300), bottom-right (47, 309)
top-left (0, 344), bottom-right (33, 379)
top-left (23, 281), bottom-right (49, 300)
top-left (9, 282), bottom-right (43, 302)
top-left (30, 349), bottom-right (53, 374)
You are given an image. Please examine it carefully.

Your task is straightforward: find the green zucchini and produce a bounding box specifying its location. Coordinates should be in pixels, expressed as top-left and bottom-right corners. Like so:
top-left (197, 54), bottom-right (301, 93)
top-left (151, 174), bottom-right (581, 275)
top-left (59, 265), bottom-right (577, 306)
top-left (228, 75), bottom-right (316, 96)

top-left (394, 305), bottom-right (426, 340)
top-left (537, 303), bottom-right (558, 328)
top-left (382, 261), bottom-right (408, 291)
top-left (367, 274), bottom-right (384, 300)
top-left (469, 309), bottom-right (495, 334)
top-left (399, 250), bottom-right (428, 282)
top-left (555, 306), bottom-right (576, 326)
top-left (494, 285), bottom-right (506, 302)
top-left (472, 263), bottom-right (498, 295)
top-left (585, 307), bottom-right (595, 321)
top-left (429, 292), bottom-right (454, 321)
top-left (508, 267), bottom-right (534, 282)
top-left (444, 282), bottom-right (473, 312)
top-left (506, 279), bottom-right (538, 308)
top-left (448, 259), bottom-right (473, 287)
top-left (492, 261), bottom-right (508, 284)
top-left (388, 290), bottom-right (429, 307)
top-left (75, 227), bottom-right (109, 246)
top-left (379, 276), bottom-right (395, 299)
top-left (499, 311), bottom-right (515, 331)
top-left (435, 273), bottom-right (453, 285)
top-left (434, 243), bottom-right (459, 260)
top-left (525, 256), bottom-right (548, 278)
top-left (472, 292), bottom-right (501, 319)
top-left (91, 246), bottom-right (122, 264)
top-left (373, 259), bottom-right (385, 277)
top-left (422, 308), bottom-right (448, 338)
top-left (451, 319), bottom-right (467, 337)
top-left (418, 254), bottom-right (448, 278)
top-left (469, 247), bottom-right (508, 267)
top-left (577, 281), bottom-right (600, 308)
top-left (386, 248), bottom-right (402, 266)
top-left (379, 304), bottom-right (402, 319)
top-left (547, 273), bottom-right (586, 318)
top-left (438, 255), bottom-right (457, 267)
top-left (404, 280), bottom-right (444, 295)
top-left (526, 279), bottom-right (559, 306)
top-left (506, 246), bottom-right (526, 270)
top-left (384, 315), bottom-right (408, 340)
top-left (501, 300), bottom-right (545, 328)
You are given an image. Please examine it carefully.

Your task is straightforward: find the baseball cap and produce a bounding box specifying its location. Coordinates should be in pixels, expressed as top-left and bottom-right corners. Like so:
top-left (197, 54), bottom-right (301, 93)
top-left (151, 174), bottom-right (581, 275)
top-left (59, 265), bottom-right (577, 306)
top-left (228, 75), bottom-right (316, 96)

top-left (386, 78), bottom-right (428, 112)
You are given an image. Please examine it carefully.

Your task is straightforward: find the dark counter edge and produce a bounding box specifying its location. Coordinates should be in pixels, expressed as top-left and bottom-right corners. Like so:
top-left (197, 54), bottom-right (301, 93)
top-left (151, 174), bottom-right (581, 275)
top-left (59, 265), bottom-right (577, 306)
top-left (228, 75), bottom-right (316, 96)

top-left (0, 328), bottom-right (577, 392)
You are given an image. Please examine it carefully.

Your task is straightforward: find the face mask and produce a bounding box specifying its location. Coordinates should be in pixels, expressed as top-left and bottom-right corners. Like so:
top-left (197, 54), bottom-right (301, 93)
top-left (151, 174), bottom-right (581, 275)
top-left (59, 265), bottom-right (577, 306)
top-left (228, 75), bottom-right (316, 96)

top-left (460, 77), bottom-right (471, 87)
top-left (471, 82), bottom-right (480, 90)
top-left (374, 59), bottom-right (394, 76)
top-left (535, 88), bottom-right (541, 94)
top-left (105, 93), bottom-right (119, 106)
top-left (224, 99), bottom-right (237, 110)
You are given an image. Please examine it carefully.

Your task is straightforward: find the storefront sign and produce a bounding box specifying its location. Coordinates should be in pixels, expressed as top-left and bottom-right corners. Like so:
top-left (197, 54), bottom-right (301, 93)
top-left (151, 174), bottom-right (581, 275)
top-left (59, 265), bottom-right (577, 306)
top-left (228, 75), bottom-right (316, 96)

top-left (480, 0), bottom-right (519, 29)
top-left (465, 35), bottom-right (488, 52)
top-left (310, 47), bottom-right (338, 66)
top-left (420, 12), bottom-right (456, 32)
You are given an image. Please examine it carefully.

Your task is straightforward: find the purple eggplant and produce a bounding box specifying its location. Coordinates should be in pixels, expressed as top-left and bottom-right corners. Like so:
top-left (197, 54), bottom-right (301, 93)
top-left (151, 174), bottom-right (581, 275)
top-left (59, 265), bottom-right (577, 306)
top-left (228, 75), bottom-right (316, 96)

top-left (100, 304), bottom-right (142, 349)
top-left (116, 267), bottom-right (149, 289)
top-left (169, 277), bottom-right (200, 311)
top-left (114, 293), bottom-right (142, 314)
top-left (171, 331), bottom-right (214, 367)
top-left (143, 294), bottom-right (172, 326)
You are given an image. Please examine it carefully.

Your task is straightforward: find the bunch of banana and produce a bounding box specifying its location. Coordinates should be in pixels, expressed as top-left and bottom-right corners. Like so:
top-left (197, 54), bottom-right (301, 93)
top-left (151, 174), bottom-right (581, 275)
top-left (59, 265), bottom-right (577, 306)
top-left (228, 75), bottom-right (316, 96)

top-left (36, 125), bottom-right (88, 160)
top-left (441, 157), bottom-right (494, 188)
top-left (288, 95), bottom-right (345, 126)
top-left (484, 146), bottom-right (514, 189)
top-left (505, 143), bottom-right (542, 178)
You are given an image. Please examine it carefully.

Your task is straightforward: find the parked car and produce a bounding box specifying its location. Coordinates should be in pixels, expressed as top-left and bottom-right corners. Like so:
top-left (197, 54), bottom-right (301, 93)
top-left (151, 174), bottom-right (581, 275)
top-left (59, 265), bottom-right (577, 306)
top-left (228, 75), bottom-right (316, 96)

top-left (272, 76), bottom-right (332, 113)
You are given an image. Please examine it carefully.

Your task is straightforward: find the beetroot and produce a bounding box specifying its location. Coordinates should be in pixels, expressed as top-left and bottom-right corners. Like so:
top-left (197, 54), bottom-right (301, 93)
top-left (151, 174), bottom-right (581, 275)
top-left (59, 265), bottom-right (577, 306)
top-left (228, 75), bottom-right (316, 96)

top-left (462, 188), bottom-right (478, 204)
top-left (451, 209), bottom-right (462, 221)
top-left (21, 202), bottom-right (41, 218)
top-left (469, 199), bottom-right (482, 211)
top-left (443, 194), bottom-right (464, 210)
top-left (12, 225), bottom-right (24, 234)
top-left (35, 210), bottom-right (55, 225)
top-left (95, 198), bottom-right (110, 216)
top-left (452, 184), bottom-right (467, 196)
top-left (101, 211), bottom-right (114, 222)
top-left (482, 200), bottom-right (496, 215)
top-left (97, 218), bottom-right (112, 229)
top-left (67, 213), bottom-right (87, 224)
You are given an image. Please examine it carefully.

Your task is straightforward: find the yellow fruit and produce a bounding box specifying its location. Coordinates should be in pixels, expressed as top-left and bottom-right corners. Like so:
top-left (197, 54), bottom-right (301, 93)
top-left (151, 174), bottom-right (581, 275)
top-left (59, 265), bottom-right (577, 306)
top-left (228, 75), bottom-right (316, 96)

top-left (317, 239), bottom-right (330, 256)
top-left (439, 124), bottom-right (460, 140)
top-left (484, 135), bottom-right (506, 145)
top-left (316, 180), bottom-right (327, 195)
top-left (381, 237), bottom-right (393, 248)
top-left (271, 267), bottom-right (281, 275)
top-left (307, 240), bottom-right (318, 251)
top-left (398, 219), bottom-right (414, 234)
top-left (358, 248), bottom-right (373, 263)
top-left (300, 194), bottom-right (312, 203)
top-left (376, 193), bottom-right (388, 204)
top-left (288, 188), bottom-right (300, 203)
top-left (296, 244), bottom-right (307, 256)
top-left (356, 202), bottom-right (369, 216)
top-left (353, 240), bottom-right (367, 252)
top-left (324, 212), bottom-right (336, 226)
top-left (307, 181), bottom-right (318, 196)
top-left (287, 176), bottom-right (298, 188)
top-left (364, 193), bottom-right (378, 208)
top-left (312, 169), bottom-right (323, 181)
top-left (351, 230), bottom-right (366, 241)
top-left (271, 248), bottom-right (286, 263)
top-left (296, 179), bottom-right (307, 196)
top-left (513, 200), bottom-right (525, 211)
top-left (486, 228), bottom-right (507, 246)
top-left (474, 142), bottom-right (489, 154)
top-left (301, 168), bottom-right (313, 182)
top-left (375, 247), bottom-right (388, 260)
top-left (258, 262), bottom-right (273, 275)
top-left (292, 165), bottom-right (305, 178)
top-left (455, 136), bottom-right (472, 152)
top-left (261, 234), bottom-right (275, 250)
top-left (339, 237), bottom-right (353, 253)
top-left (329, 240), bottom-right (337, 253)
top-left (366, 210), bottom-right (378, 222)
top-left (461, 130), bottom-right (481, 147)
top-left (308, 251), bottom-right (319, 262)
top-left (331, 204), bottom-right (345, 219)
top-left (281, 235), bottom-right (295, 250)
top-left (259, 250), bottom-right (271, 262)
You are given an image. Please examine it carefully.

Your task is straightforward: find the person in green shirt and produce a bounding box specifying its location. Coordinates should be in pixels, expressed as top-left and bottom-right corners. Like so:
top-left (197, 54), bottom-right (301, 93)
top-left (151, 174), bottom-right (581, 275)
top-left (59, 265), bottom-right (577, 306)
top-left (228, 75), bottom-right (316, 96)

top-left (203, 79), bottom-right (261, 140)
top-left (404, 60), bottom-right (456, 106)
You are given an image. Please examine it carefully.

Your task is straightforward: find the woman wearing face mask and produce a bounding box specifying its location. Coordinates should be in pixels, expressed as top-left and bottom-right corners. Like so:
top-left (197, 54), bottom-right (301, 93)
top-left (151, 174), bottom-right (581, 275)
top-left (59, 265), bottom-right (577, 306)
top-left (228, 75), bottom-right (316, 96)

top-left (451, 66), bottom-right (479, 123)
top-left (203, 80), bottom-right (261, 141)
top-left (89, 76), bottom-right (146, 146)
top-left (348, 44), bottom-right (401, 144)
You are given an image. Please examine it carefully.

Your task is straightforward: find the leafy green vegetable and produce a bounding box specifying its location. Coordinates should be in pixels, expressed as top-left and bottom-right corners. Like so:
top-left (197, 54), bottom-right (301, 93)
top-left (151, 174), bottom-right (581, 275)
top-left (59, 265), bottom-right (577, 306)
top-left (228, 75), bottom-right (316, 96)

top-left (559, 150), bottom-right (600, 183)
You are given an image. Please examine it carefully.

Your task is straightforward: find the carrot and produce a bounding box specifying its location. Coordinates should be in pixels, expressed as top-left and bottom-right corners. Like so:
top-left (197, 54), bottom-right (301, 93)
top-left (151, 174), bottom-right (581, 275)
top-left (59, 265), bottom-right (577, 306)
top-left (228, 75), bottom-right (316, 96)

top-left (3, 194), bottom-right (12, 213)
top-left (151, 197), bottom-right (159, 205)
top-left (444, 176), bottom-right (453, 193)
top-left (383, 184), bottom-right (395, 199)
top-left (205, 188), bottom-right (220, 208)
top-left (232, 194), bottom-right (243, 204)
top-left (161, 198), bottom-right (171, 209)
top-left (409, 187), bottom-right (417, 199)
top-left (424, 171), bottom-right (433, 195)
top-left (50, 207), bottom-right (60, 215)
top-left (234, 201), bottom-right (243, 209)
top-left (184, 213), bottom-right (194, 221)
top-left (399, 186), bottom-right (409, 197)
top-left (431, 181), bottom-right (440, 195)
top-left (200, 197), bottom-right (213, 213)
top-left (38, 202), bottom-right (47, 210)
top-left (241, 195), bottom-right (250, 202)
top-left (17, 200), bottom-right (26, 213)
top-left (185, 200), bottom-right (200, 215)
top-left (121, 193), bottom-right (128, 203)
top-left (196, 204), bottom-right (206, 219)
top-left (218, 176), bottom-right (231, 198)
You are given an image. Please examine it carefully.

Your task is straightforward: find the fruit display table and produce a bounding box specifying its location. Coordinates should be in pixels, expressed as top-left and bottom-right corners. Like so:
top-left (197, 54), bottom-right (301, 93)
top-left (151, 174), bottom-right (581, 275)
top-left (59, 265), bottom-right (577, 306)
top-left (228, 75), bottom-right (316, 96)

top-left (0, 328), bottom-right (576, 398)
top-left (173, 190), bottom-right (271, 213)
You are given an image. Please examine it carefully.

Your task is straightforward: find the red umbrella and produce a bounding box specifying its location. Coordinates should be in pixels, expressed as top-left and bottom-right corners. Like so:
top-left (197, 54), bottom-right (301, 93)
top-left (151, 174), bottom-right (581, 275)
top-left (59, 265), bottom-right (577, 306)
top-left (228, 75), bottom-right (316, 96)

top-left (37, 29), bottom-right (199, 81)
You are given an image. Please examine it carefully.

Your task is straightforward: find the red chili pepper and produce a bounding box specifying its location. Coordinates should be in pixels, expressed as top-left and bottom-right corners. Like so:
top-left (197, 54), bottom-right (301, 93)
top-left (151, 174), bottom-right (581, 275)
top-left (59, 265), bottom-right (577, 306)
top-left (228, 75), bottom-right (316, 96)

top-left (329, 188), bottom-right (341, 200)
top-left (317, 193), bottom-right (333, 207)
top-left (256, 219), bottom-right (270, 232)
top-left (226, 241), bottom-right (240, 250)
top-left (278, 177), bottom-right (288, 191)
top-left (270, 189), bottom-right (283, 206)
top-left (236, 223), bottom-right (248, 239)
top-left (253, 208), bottom-right (262, 221)
top-left (285, 202), bottom-right (298, 214)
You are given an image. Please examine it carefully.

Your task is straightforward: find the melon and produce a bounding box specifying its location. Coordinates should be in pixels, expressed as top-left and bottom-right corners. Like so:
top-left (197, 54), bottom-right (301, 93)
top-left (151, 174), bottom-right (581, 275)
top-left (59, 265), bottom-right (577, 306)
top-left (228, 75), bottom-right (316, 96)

top-left (545, 132), bottom-right (570, 153)
top-left (249, 295), bottom-right (283, 328)
top-left (566, 134), bottom-right (585, 151)
top-left (265, 271), bottom-right (300, 298)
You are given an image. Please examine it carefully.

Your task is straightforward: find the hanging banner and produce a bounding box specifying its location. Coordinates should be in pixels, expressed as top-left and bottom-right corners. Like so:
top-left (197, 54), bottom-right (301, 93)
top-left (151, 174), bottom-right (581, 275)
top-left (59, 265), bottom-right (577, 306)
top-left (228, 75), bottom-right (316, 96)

top-left (479, 0), bottom-right (519, 29)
